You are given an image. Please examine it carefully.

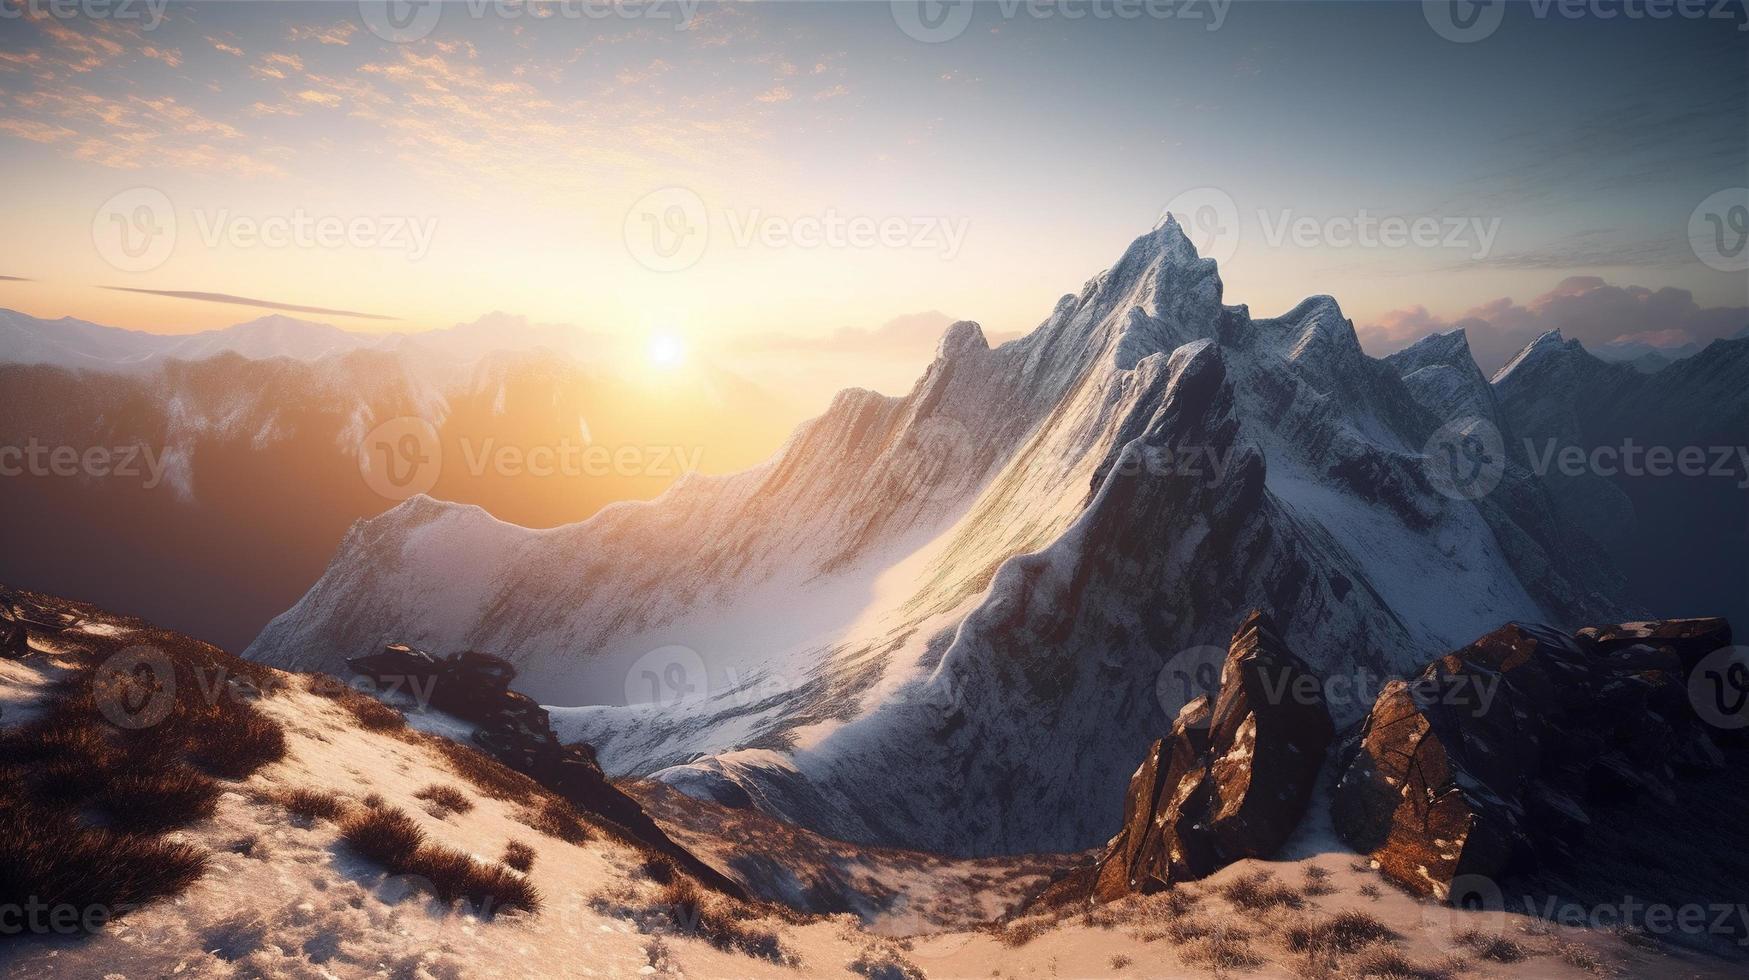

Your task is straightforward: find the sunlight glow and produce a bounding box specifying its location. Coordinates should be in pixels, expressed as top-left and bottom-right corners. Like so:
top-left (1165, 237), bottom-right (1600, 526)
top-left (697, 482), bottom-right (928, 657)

top-left (647, 332), bottom-right (687, 370)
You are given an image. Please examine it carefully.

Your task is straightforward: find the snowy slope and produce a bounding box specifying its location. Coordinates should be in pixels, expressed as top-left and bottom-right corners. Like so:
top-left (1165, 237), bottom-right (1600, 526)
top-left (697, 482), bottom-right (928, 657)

top-left (4, 600), bottom-right (1693, 980)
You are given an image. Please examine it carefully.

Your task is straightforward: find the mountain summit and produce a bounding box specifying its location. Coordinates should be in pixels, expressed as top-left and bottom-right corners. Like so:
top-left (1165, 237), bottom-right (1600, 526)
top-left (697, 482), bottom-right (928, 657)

top-left (245, 222), bottom-right (1740, 856)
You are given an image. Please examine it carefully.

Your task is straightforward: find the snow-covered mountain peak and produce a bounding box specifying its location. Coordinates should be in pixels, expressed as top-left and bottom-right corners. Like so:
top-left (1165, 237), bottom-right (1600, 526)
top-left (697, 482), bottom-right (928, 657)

top-left (1388, 327), bottom-right (1475, 374)
top-left (1384, 328), bottom-right (1497, 425)
top-left (935, 320), bottom-right (990, 360)
top-left (1072, 220), bottom-right (1226, 371)
top-left (1492, 327), bottom-right (1582, 384)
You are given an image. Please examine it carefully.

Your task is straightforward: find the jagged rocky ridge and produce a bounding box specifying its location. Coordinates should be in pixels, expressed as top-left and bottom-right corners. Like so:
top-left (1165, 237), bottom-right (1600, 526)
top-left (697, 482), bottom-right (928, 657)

top-left (246, 217), bottom-right (1742, 857)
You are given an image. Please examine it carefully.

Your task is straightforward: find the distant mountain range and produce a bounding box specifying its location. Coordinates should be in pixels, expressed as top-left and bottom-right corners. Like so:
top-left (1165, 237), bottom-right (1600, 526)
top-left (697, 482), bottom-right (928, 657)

top-left (0, 311), bottom-right (793, 651)
top-left (0, 308), bottom-right (609, 372)
top-left (1590, 324), bottom-right (1749, 373)
top-left (243, 217), bottom-right (1749, 857)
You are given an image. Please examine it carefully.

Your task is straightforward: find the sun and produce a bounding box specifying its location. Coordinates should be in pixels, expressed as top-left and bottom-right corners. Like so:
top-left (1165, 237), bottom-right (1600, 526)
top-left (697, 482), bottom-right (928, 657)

top-left (646, 332), bottom-right (687, 370)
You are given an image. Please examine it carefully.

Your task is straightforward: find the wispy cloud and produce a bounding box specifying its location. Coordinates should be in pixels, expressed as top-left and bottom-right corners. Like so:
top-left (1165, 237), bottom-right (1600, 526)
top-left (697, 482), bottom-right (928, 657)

top-left (287, 23), bottom-right (357, 47)
top-left (102, 288), bottom-right (398, 321)
top-left (1360, 276), bottom-right (1749, 373)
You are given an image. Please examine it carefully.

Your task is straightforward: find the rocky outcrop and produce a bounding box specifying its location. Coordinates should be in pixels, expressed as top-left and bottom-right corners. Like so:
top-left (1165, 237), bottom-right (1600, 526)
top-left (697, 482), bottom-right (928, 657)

top-left (1331, 617), bottom-right (1733, 901)
top-left (1, 605), bottom-right (26, 659)
top-left (347, 643), bottom-right (745, 899)
top-left (1092, 611), bottom-right (1334, 900)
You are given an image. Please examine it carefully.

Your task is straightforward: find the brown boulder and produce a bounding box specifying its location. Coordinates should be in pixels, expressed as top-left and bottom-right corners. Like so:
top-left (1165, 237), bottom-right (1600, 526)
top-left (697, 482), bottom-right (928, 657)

top-left (1331, 617), bottom-right (1732, 901)
top-left (1576, 618), bottom-right (1732, 671)
top-left (1093, 611), bottom-right (1334, 901)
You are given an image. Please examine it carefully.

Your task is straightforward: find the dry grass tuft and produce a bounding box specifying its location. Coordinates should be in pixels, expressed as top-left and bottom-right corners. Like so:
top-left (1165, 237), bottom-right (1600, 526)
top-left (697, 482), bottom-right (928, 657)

top-left (995, 914), bottom-right (1052, 947)
top-left (1220, 869), bottom-right (1307, 911)
top-left (1181, 923), bottom-right (1265, 971)
top-left (340, 805), bottom-right (427, 867)
top-left (1455, 928), bottom-right (1530, 963)
top-left (420, 734), bottom-right (541, 804)
top-left (339, 805), bottom-right (540, 917)
top-left (1303, 864), bottom-right (1337, 896)
top-left (95, 766), bottom-right (222, 834)
top-left (415, 783), bottom-right (476, 818)
top-left (1551, 939), bottom-right (1605, 973)
top-left (268, 786), bottom-right (347, 822)
top-left (848, 945), bottom-right (926, 980)
top-left (1344, 948), bottom-right (1454, 980)
top-left (1161, 915), bottom-right (1214, 946)
top-left (503, 840), bottom-right (536, 873)
top-left (307, 676), bottom-right (408, 732)
top-left (522, 796), bottom-right (591, 845)
top-left (651, 876), bottom-right (797, 964)
top-left (0, 791), bottom-right (209, 925)
top-left (1284, 909), bottom-right (1397, 955)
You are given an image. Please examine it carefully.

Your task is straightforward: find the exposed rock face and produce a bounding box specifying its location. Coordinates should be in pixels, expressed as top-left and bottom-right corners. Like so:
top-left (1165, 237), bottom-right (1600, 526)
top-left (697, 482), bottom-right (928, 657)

top-left (1092, 611), bottom-right (1334, 900)
top-left (1331, 617), bottom-right (1733, 901)
top-left (347, 644), bottom-right (745, 898)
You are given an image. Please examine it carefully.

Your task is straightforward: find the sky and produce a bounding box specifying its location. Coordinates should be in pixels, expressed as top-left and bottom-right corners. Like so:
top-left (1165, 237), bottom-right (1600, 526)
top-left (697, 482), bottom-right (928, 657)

top-left (1, 0), bottom-right (1745, 393)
